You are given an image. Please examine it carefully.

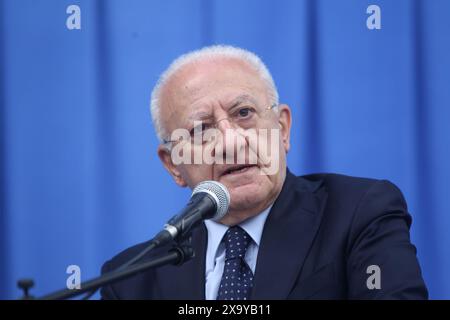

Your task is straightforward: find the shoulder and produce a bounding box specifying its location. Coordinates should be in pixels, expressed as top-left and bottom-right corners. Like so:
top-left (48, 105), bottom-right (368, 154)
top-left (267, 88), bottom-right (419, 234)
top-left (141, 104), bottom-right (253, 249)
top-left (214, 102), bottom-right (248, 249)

top-left (292, 172), bottom-right (409, 228)
top-left (298, 172), bottom-right (406, 206)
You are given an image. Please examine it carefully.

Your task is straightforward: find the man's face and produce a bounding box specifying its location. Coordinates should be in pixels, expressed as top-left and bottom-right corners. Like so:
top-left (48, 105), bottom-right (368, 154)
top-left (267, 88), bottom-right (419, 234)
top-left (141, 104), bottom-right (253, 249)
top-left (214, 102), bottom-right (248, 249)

top-left (157, 57), bottom-right (291, 224)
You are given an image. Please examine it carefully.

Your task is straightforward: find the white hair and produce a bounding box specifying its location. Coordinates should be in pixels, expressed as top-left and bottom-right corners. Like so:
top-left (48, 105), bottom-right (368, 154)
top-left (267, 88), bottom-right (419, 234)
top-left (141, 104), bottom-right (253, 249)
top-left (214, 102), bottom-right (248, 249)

top-left (150, 45), bottom-right (279, 143)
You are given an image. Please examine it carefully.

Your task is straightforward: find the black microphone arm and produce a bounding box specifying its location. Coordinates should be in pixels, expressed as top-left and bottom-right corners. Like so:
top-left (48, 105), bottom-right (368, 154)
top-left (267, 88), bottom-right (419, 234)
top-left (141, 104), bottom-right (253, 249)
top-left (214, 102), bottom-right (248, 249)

top-left (39, 245), bottom-right (194, 300)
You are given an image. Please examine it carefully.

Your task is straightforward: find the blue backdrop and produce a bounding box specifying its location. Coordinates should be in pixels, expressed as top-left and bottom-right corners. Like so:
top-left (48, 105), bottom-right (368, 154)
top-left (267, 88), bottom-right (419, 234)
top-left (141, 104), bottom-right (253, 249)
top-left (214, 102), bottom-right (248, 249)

top-left (1, 0), bottom-right (449, 299)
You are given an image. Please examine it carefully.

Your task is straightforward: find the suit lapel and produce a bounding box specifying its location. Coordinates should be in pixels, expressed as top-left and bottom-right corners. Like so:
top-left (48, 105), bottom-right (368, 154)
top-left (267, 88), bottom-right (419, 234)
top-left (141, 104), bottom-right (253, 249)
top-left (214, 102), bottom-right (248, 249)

top-left (251, 170), bottom-right (328, 299)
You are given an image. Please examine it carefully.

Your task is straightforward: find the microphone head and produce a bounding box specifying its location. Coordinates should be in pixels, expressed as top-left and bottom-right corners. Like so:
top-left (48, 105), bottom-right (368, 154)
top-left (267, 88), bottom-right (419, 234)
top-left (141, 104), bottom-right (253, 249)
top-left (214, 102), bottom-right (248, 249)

top-left (192, 181), bottom-right (230, 221)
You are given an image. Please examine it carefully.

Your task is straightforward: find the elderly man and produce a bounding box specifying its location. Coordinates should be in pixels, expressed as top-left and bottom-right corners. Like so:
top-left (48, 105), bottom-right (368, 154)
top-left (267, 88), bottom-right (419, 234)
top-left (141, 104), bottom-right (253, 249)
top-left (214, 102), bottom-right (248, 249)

top-left (100, 45), bottom-right (427, 299)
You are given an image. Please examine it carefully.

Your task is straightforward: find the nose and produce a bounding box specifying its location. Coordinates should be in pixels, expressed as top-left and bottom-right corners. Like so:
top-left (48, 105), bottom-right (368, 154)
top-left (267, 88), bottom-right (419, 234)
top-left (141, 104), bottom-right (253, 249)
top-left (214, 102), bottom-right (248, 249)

top-left (215, 119), bottom-right (247, 164)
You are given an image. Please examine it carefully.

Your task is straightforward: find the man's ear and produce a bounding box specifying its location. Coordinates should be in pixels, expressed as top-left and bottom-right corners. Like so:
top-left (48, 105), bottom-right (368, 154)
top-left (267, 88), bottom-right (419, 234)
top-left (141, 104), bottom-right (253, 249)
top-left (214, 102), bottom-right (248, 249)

top-left (157, 145), bottom-right (188, 187)
top-left (277, 104), bottom-right (292, 152)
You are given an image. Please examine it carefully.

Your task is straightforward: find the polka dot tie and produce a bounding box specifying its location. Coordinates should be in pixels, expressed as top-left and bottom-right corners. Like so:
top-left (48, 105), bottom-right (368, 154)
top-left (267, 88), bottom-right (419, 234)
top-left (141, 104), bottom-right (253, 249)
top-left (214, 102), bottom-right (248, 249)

top-left (216, 226), bottom-right (254, 300)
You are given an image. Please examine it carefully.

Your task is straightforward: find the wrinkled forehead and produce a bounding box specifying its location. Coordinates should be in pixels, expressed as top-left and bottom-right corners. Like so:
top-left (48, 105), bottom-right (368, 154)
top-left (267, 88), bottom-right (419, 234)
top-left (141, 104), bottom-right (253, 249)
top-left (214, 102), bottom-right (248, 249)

top-left (159, 57), bottom-right (270, 126)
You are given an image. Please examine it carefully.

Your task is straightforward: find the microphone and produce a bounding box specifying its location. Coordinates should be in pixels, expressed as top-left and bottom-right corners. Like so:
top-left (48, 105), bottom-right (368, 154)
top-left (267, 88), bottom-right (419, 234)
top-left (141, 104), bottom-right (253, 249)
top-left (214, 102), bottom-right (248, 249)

top-left (151, 180), bottom-right (230, 248)
top-left (102, 181), bottom-right (230, 276)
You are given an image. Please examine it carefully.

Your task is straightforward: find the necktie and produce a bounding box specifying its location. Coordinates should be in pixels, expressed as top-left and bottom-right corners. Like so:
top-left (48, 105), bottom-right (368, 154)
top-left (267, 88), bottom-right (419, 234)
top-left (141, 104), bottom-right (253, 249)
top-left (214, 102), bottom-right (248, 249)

top-left (216, 226), bottom-right (254, 300)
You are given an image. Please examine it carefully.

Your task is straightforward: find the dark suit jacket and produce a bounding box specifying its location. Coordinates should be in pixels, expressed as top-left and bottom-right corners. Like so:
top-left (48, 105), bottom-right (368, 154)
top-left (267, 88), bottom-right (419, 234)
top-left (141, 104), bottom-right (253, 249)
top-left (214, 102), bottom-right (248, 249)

top-left (101, 170), bottom-right (428, 299)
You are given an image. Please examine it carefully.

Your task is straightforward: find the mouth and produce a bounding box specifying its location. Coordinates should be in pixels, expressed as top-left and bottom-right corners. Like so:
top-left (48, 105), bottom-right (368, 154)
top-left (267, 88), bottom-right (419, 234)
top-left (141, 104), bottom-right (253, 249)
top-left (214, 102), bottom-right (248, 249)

top-left (220, 164), bottom-right (258, 177)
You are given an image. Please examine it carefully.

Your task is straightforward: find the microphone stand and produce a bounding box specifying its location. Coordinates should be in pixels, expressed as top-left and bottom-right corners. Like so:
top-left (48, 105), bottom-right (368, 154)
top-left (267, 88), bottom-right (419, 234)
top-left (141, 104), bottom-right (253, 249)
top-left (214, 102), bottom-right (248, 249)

top-left (20, 243), bottom-right (194, 300)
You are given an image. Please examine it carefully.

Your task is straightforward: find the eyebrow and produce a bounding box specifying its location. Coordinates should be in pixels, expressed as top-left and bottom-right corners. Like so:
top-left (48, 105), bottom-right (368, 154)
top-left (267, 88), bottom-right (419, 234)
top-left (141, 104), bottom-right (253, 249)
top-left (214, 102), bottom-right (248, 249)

top-left (187, 94), bottom-right (258, 121)
top-left (227, 94), bottom-right (258, 111)
top-left (188, 111), bottom-right (214, 122)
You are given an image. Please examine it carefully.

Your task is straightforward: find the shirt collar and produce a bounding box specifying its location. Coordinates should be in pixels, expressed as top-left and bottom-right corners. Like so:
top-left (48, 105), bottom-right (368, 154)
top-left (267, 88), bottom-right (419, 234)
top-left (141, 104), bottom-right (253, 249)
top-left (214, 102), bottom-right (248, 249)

top-left (204, 205), bottom-right (272, 256)
top-left (239, 205), bottom-right (271, 247)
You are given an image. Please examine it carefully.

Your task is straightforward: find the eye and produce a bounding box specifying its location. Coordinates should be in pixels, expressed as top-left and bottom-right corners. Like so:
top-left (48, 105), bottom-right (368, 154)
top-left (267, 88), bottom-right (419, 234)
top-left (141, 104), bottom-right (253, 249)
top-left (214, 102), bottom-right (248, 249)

top-left (236, 107), bottom-right (254, 119)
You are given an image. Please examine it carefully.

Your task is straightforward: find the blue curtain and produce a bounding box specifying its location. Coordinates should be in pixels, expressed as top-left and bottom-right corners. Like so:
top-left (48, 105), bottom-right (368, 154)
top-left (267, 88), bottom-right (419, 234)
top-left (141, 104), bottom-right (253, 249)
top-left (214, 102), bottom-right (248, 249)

top-left (1, 0), bottom-right (449, 299)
